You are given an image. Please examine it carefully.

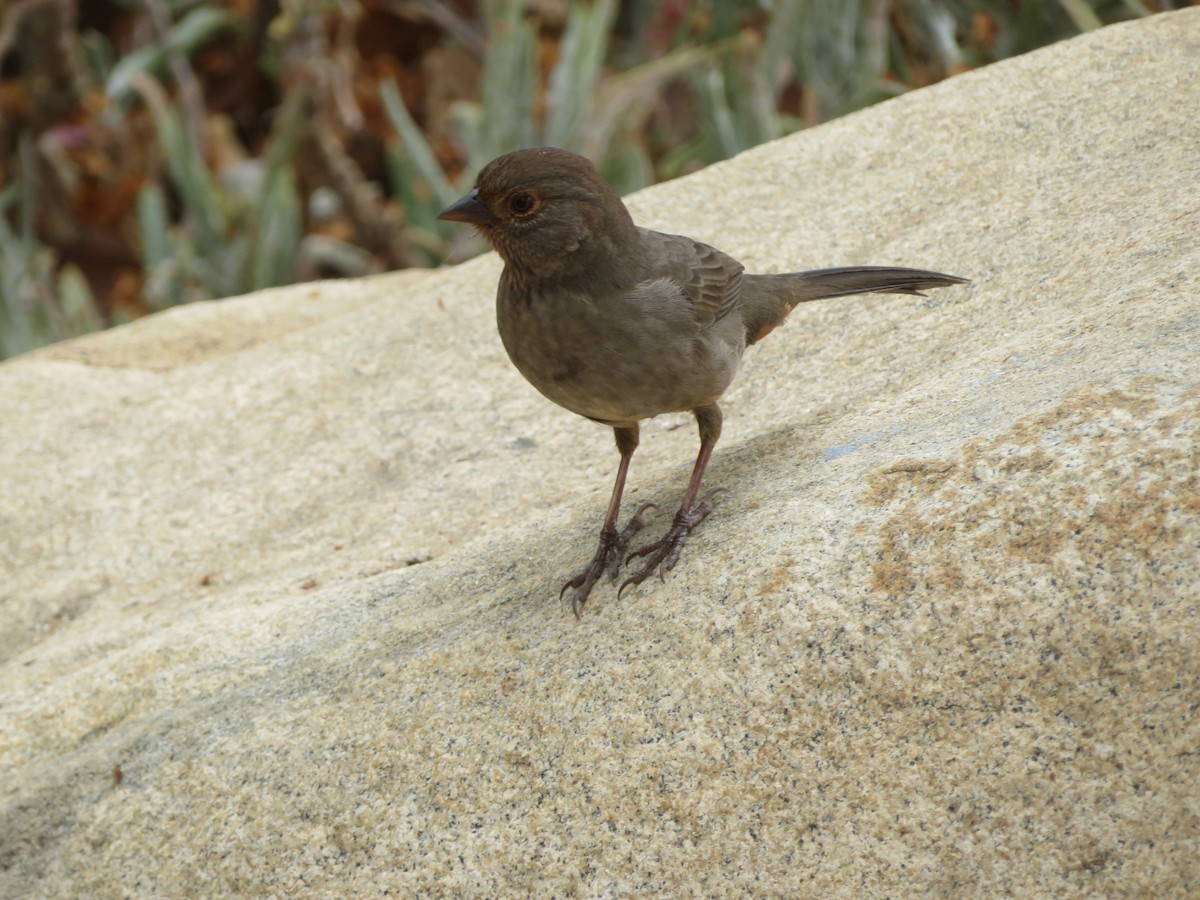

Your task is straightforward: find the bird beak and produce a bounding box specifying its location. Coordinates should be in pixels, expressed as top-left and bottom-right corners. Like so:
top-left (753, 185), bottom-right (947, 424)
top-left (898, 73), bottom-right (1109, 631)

top-left (438, 189), bottom-right (495, 226)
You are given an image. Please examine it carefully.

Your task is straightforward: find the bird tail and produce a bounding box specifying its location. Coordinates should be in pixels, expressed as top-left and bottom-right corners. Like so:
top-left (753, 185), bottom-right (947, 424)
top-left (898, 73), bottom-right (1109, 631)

top-left (741, 266), bottom-right (967, 344)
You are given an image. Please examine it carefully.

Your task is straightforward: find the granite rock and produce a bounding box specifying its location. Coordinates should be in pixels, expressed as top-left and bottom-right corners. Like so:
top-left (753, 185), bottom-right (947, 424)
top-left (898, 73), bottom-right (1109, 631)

top-left (2, 10), bottom-right (1199, 896)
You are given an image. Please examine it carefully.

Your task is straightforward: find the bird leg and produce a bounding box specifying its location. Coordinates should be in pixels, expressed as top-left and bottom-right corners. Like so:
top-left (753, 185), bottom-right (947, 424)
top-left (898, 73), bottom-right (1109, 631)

top-left (561, 425), bottom-right (656, 616)
top-left (621, 405), bottom-right (722, 595)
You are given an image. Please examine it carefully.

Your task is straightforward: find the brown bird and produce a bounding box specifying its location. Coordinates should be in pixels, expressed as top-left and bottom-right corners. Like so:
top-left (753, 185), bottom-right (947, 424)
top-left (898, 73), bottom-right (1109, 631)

top-left (439, 147), bottom-right (966, 615)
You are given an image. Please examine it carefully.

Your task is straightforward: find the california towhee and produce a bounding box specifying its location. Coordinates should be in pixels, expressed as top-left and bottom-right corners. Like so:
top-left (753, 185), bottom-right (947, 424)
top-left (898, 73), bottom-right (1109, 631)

top-left (440, 147), bottom-right (966, 615)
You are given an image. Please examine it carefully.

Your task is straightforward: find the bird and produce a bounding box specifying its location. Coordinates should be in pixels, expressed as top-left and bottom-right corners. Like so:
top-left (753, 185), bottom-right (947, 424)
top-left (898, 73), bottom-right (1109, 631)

top-left (439, 147), bottom-right (966, 616)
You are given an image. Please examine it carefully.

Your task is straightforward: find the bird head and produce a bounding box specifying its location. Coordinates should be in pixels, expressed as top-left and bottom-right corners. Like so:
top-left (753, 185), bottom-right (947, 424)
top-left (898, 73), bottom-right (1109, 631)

top-left (438, 148), bottom-right (639, 283)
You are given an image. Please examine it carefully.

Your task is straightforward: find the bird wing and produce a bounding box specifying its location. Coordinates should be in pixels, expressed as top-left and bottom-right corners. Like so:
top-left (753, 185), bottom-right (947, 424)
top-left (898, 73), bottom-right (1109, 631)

top-left (637, 228), bottom-right (744, 329)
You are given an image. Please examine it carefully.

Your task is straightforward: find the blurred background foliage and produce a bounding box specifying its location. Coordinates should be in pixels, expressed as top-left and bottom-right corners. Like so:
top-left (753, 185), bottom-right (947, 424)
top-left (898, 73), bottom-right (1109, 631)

top-left (0, 0), bottom-right (1177, 358)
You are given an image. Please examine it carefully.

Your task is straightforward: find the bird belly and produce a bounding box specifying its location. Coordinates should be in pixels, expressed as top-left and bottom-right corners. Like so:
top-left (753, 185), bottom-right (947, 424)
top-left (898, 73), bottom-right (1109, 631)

top-left (497, 286), bottom-right (741, 425)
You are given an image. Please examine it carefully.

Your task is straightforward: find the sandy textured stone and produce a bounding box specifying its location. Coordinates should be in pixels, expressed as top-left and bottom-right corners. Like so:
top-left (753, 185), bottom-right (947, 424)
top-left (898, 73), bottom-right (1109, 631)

top-left (2, 10), bottom-right (1199, 896)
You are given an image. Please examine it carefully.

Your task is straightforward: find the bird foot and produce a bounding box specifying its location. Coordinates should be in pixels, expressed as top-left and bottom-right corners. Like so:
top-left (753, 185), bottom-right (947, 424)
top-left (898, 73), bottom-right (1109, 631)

top-left (619, 490), bottom-right (723, 597)
top-left (560, 502), bottom-right (656, 616)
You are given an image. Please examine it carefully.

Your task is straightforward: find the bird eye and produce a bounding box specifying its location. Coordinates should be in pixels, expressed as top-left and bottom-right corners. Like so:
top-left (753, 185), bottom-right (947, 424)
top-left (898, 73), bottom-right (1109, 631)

top-left (509, 192), bottom-right (537, 215)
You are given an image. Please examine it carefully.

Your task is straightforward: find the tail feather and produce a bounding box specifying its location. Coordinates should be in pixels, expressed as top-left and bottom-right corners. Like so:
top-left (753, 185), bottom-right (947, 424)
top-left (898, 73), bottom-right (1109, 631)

top-left (741, 266), bottom-right (967, 344)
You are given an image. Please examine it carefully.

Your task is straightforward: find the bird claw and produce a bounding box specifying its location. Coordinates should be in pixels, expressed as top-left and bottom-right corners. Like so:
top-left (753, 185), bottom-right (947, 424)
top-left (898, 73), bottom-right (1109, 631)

top-left (619, 525), bottom-right (690, 597)
top-left (610, 502), bottom-right (656, 582)
top-left (618, 493), bottom-right (721, 597)
top-left (561, 502), bottom-right (657, 616)
top-left (560, 565), bottom-right (608, 619)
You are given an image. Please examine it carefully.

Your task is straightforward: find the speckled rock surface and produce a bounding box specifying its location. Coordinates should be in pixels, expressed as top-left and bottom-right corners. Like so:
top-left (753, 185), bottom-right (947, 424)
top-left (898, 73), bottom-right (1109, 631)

top-left (3, 10), bottom-right (1199, 896)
